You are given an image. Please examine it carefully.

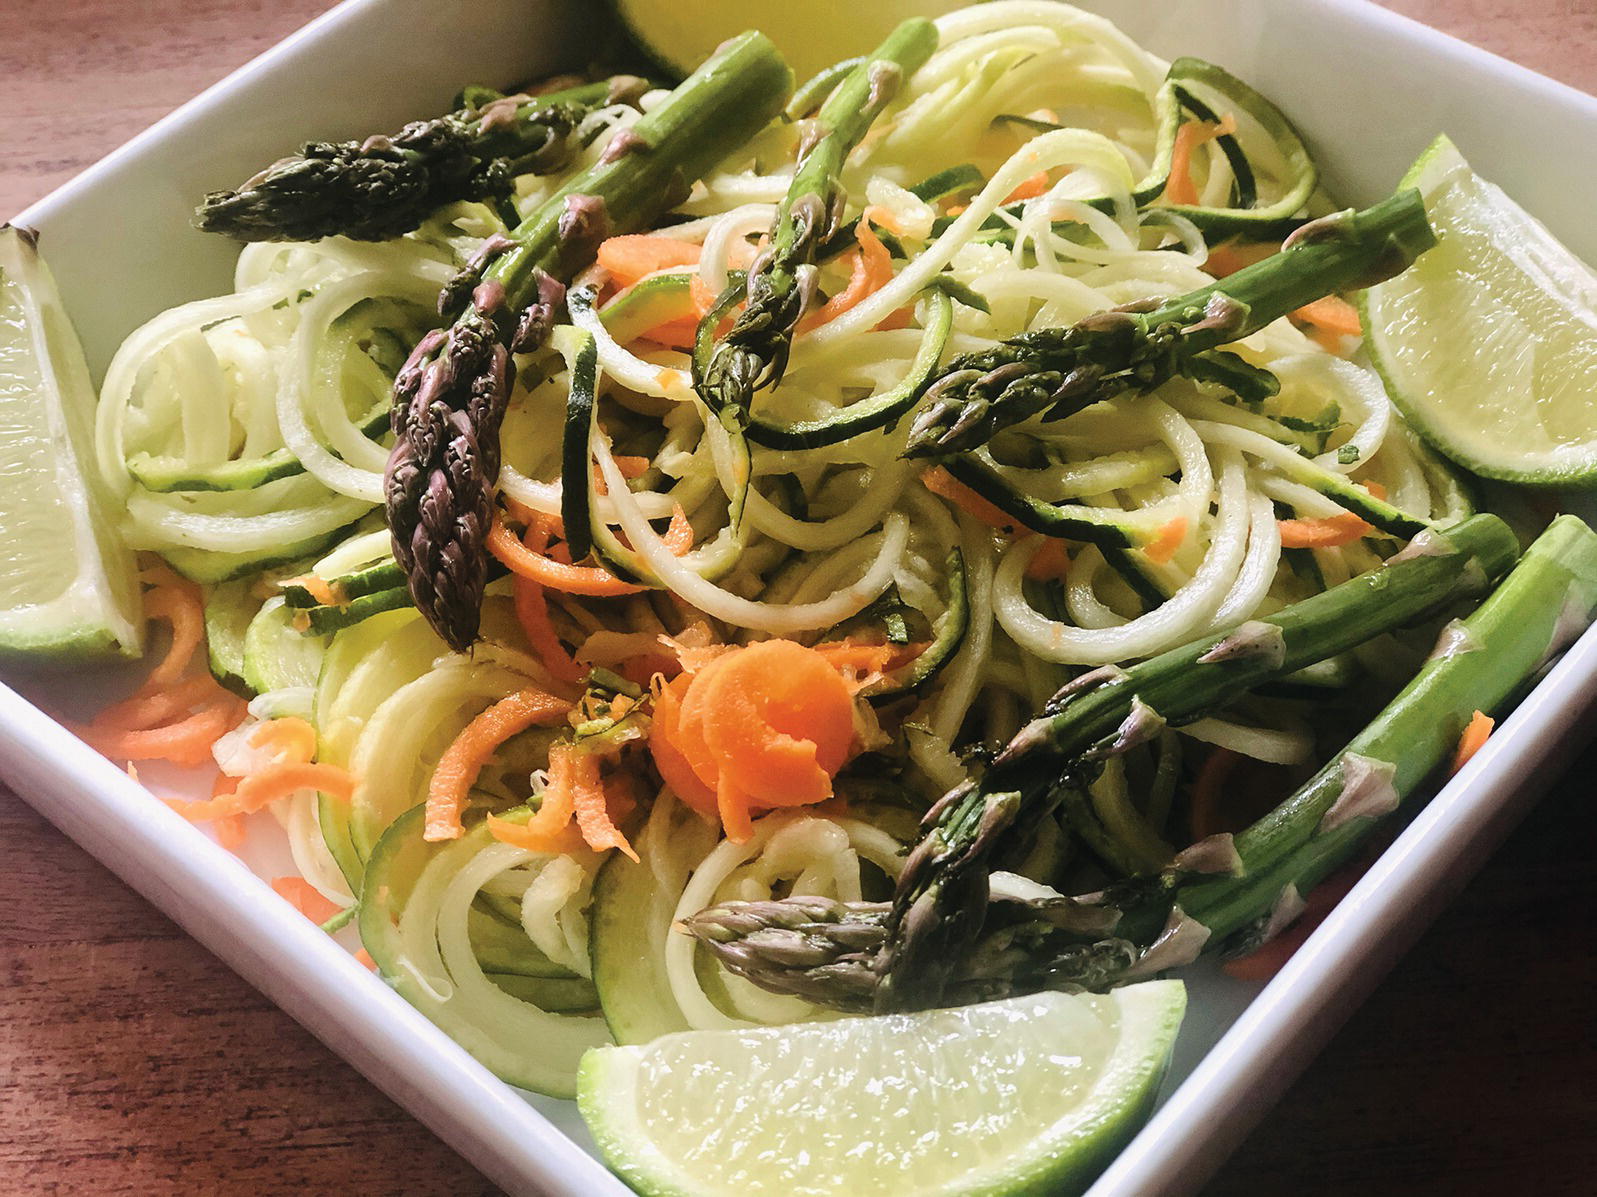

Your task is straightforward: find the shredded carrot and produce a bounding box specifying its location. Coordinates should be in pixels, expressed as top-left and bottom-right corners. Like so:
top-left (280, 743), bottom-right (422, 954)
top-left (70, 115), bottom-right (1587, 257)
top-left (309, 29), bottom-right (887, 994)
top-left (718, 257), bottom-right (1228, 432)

top-left (1204, 238), bottom-right (1278, 278)
top-left (83, 699), bottom-right (246, 769)
top-left (617, 652), bottom-right (680, 689)
top-left (167, 761), bottom-right (357, 823)
top-left (799, 220), bottom-right (894, 332)
top-left (1222, 868), bottom-right (1361, 981)
top-left (1143, 516), bottom-right (1189, 565)
top-left (1188, 747), bottom-right (1239, 842)
top-left (354, 948), bottom-right (378, 972)
top-left (142, 579), bottom-right (206, 687)
top-left (1023, 538), bottom-right (1072, 582)
top-left (510, 523), bottom-right (586, 685)
top-left (874, 304), bottom-right (917, 332)
top-left (921, 466), bottom-right (1019, 534)
top-left (248, 716), bottom-right (318, 765)
top-left (138, 559), bottom-right (187, 589)
top-left (1363, 479), bottom-right (1388, 501)
top-left (572, 755), bottom-right (639, 862)
top-left (488, 507), bottom-right (692, 598)
top-left (78, 569), bottom-right (249, 768)
top-left (596, 234), bottom-right (702, 288)
top-left (1277, 512), bottom-right (1371, 549)
top-left (488, 516), bottom-right (646, 596)
top-left (89, 675), bottom-right (225, 733)
top-left (485, 743), bottom-right (591, 853)
top-left (214, 814), bottom-right (246, 852)
top-left (1165, 113), bottom-right (1238, 207)
top-left (425, 687), bottom-right (572, 841)
top-left (231, 762), bottom-right (350, 812)
top-left (271, 876), bottom-right (344, 925)
top-left (1003, 170), bottom-right (1051, 203)
top-left (1450, 710), bottom-right (1494, 776)
top-left (284, 573), bottom-right (340, 608)
top-left (592, 455), bottom-right (650, 497)
top-left (1294, 294), bottom-right (1362, 339)
top-left (811, 640), bottom-right (924, 678)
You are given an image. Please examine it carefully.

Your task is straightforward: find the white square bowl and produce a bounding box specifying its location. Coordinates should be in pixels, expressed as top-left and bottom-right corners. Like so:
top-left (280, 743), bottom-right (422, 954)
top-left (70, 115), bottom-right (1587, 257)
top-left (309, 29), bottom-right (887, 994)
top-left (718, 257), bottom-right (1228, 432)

top-left (4, 2), bottom-right (1595, 1194)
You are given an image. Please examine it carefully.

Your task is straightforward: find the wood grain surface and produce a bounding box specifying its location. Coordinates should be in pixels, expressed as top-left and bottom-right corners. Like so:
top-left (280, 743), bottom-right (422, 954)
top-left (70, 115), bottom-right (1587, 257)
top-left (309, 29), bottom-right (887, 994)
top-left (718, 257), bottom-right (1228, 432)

top-left (2, 3), bottom-right (1594, 1194)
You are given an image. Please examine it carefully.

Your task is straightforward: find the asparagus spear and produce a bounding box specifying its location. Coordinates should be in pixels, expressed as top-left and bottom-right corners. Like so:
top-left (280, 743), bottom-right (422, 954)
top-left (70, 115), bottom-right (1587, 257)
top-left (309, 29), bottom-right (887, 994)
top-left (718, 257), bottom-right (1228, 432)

top-left (196, 79), bottom-right (635, 242)
top-left (903, 190), bottom-right (1436, 458)
top-left (687, 514), bottom-right (1518, 1010)
top-left (385, 33), bottom-right (793, 651)
top-left (694, 19), bottom-right (938, 421)
top-left (685, 515), bottom-right (1597, 1009)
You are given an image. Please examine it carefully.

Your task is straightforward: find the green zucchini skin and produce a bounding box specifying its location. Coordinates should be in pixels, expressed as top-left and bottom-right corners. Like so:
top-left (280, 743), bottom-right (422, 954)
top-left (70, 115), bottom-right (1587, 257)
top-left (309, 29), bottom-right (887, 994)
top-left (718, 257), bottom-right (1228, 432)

top-left (202, 579), bottom-right (259, 694)
top-left (866, 548), bottom-right (969, 703)
top-left (242, 596), bottom-right (328, 694)
top-left (589, 846), bottom-right (698, 1045)
top-left (744, 288), bottom-right (954, 451)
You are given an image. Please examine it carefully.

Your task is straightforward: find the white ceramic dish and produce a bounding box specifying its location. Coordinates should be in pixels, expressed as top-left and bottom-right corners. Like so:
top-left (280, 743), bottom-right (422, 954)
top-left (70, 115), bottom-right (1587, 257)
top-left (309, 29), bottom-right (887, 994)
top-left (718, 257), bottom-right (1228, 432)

top-left (4, 2), bottom-right (1595, 1194)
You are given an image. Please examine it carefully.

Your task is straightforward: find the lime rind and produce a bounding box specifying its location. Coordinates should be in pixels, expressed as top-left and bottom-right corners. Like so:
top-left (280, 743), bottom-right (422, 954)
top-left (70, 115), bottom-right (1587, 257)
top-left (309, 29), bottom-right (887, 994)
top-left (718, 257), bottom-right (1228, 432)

top-left (1362, 135), bottom-right (1597, 486)
top-left (577, 981), bottom-right (1186, 1197)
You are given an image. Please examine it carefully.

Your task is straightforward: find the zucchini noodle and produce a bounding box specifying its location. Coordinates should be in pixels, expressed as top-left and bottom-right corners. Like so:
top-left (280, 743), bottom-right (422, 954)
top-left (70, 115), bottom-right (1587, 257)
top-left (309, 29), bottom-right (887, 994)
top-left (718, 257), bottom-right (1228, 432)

top-left (96, 3), bottom-right (1489, 1086)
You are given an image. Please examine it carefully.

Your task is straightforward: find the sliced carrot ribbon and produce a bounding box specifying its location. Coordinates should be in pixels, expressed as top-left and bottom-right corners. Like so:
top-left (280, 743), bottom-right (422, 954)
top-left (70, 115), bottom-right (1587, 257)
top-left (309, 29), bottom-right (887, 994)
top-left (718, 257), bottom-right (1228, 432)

top-left (1003, 170), bottom-right (1051, 203)
top-left (1024, 538), bottom-right (1072, 582)
top-left (596, 234), bottom-right (703, 288)
top-left (271, 876), bottom-right (344, 925)
top-left (488, 505), bottom-right (693, 598)
top-left (511, 522), bottom-right (587, 685)
top-left (1277, 513), bottom-right (1371, 549)
top-left (425, 687), bottom-right (572, 841)
top-left (167, 761), bottom-right (357, 822)
top-left (1450, 709), bottom-right (1494, 775)
top-left (1165, 113), bottom-right (1238, 207)
top-left (799, 220), bottom-right (894, 332)
top-left (921, 466), bottom-right (1020, 534)
top-left (1143, 516), bottom-right (1189, 565)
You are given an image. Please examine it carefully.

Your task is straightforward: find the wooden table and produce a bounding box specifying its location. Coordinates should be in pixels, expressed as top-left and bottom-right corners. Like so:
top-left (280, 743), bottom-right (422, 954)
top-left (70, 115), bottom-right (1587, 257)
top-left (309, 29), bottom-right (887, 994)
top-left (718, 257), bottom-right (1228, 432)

top-left (2, 2), bottom-right (1594, 1193)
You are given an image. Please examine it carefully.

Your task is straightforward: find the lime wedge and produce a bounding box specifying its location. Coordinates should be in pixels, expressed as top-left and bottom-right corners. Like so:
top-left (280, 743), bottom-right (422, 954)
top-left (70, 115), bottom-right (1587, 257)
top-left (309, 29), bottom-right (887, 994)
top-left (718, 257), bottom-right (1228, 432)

top-left (0, 225), bottom-right (142, 665)
top-left (1361, 136), bottom-right (1597, 484)
top-left (612, 0), bottom-right (964, 81)
top-left (578, 980), bottom-right (1186, 1196)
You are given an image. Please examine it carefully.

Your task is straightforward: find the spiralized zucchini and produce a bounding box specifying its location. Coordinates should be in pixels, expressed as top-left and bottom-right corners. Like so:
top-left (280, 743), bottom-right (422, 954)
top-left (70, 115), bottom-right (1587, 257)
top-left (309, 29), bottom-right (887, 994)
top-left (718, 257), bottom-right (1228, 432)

top-left (102, 3), bottom-right (1484, 1064)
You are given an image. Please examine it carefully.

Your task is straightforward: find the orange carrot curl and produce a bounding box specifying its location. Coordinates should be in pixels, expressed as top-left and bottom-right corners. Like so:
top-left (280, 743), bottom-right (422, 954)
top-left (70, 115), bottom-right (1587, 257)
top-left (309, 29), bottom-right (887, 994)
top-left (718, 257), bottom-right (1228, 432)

top-left (76, 567), bottom-right (247, 768)
top-left (1450, 710), bottom-right (1494, 775)
top-left (648, 640), bottom-right (859, 843)
top-left (425, 687), bottom-right (573, 841)
top-left (1277, 513), bottom-right (1371, 549)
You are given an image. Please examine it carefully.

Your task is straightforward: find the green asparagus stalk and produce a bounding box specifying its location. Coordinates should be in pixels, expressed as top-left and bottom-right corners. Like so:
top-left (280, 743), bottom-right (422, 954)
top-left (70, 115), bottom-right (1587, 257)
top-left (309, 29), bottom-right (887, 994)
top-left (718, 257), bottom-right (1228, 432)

top-left (196, 79), bottom-right (627, 242)
top-left (903, 190), bottom-right (1437, 458)
top-left (386, 33), bottom-right (792, 651)
top-left (694, 19), bottom-right (938, 421)
top-left (684, 515), bottom-right (1597, 1008)
top-left (1180, 513), bottom-right (1597, 940)
top-left (872, 513), bottom-right (1515, 1012)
